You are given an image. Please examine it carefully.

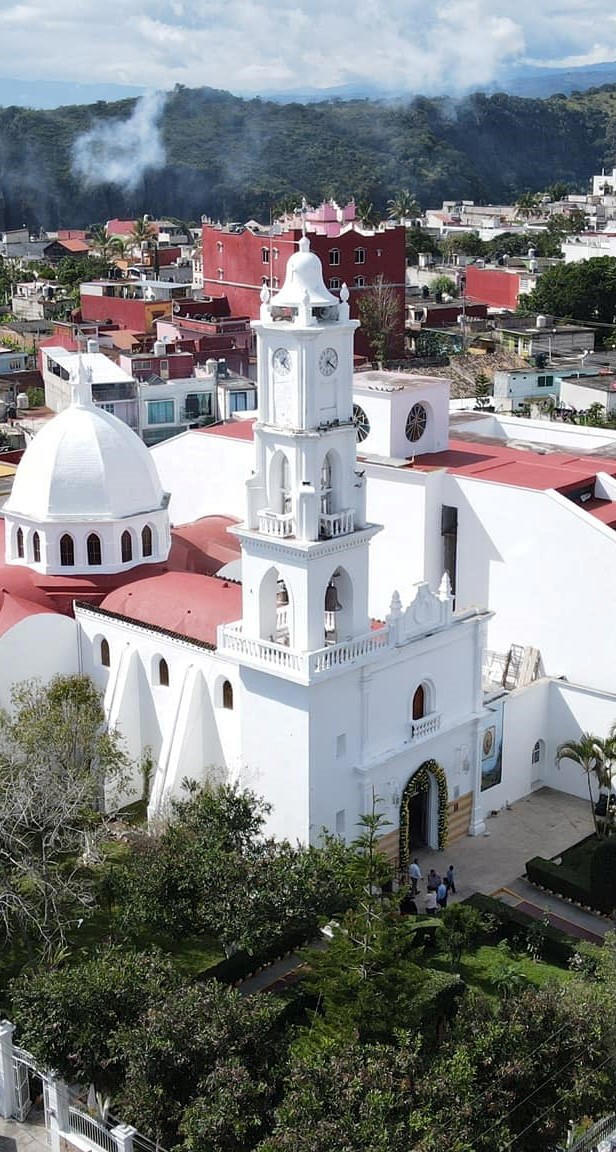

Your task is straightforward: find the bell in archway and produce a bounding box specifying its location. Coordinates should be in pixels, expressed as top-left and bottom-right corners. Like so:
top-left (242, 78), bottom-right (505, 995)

top-left (276, 579), bottom-right (289, 607)
top-left (325, 580), bottom-right (342, 612)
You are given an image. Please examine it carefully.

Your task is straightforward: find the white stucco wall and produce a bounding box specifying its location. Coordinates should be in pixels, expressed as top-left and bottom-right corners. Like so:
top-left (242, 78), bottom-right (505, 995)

top-left (0, 614), bottom-right (78, 710)
top-left (76, 608), bottom-right (241, 811)
top-left (452, 477), bottom-right (616, 691)
top-left (151, 430), bottom-right (250, 525)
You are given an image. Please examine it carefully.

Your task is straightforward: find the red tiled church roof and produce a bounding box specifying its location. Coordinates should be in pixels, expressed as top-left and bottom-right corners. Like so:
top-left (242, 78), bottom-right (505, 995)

top-left (100, 571), bottom-right (242, 646)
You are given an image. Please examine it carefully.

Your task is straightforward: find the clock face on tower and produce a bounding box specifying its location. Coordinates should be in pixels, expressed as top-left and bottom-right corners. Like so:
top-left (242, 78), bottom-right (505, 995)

top-left (319, 347), bottom-right (338, 376)
top-left (273, 347), bottom-right (291, 376)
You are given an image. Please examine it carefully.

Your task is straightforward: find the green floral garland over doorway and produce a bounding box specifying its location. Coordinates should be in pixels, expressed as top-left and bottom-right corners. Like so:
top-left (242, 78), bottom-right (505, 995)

top-left (399, 760), bottom-right (448, 874)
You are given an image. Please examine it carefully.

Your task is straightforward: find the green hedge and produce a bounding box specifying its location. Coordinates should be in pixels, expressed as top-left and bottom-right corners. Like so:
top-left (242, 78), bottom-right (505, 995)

top-left (525, 856), bottom-right (592, 906)
top-left (464, 893), bottom-right (578, 967)
top-left (589, 838), bottom-right (616, 913)
top-left (200, 924), bottom-right (314, 986)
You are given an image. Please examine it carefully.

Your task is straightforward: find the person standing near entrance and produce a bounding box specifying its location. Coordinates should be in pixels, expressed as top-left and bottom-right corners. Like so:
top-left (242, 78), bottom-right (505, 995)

top-left (409, 857), bottom-right (422, 896)
top-left (446, 864), bottom-right (456, 895)
top-left (436, 879), bottom-right (448, 910)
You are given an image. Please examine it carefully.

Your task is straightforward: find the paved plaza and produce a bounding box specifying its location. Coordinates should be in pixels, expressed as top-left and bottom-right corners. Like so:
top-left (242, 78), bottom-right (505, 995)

top-left (412, 786), bottom-right (594, 904)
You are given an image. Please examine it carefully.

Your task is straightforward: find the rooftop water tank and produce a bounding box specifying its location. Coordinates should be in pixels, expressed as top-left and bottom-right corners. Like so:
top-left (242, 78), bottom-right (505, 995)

top-left (87, 337), bottom-right (99, 354)
top-left (153, 340), bottom-right (166, 357)
top-left (16, 392), bottom-right (29, 410)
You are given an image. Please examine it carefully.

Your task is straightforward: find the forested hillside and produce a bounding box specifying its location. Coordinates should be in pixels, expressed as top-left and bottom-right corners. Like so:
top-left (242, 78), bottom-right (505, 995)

top-left (2, 82), bottom-right (616, 229)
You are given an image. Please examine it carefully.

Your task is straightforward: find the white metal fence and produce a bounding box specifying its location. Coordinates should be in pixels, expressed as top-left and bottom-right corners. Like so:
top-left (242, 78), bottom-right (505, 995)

top-left (69, 1106), bottom-right (118, 1152)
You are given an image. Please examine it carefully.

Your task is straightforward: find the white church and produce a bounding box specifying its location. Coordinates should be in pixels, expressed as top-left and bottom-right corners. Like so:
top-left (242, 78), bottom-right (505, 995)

top-left (0, 238), bottom-right (614, 865)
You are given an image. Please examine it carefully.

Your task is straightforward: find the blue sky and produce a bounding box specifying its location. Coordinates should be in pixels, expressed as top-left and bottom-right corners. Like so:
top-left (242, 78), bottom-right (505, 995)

top-left (1, 0), bottom-right (615, 97)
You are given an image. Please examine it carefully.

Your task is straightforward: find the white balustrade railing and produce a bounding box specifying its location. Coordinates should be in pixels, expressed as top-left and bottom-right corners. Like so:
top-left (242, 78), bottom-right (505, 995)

top-left (69, 1107), bottom-right (117, 1152)
top-left (257, 509), bottom-right (295, 537)
top-left (319, 508), bottom-right (354, 538)
top-left (409, 713), bottom-right (441, 741)
top-left (218, 621), bottom-right (392, 679)
top-left (219, 624), bottom-right (305, 673)
top-left (308, 627), bottom-right (391, 675)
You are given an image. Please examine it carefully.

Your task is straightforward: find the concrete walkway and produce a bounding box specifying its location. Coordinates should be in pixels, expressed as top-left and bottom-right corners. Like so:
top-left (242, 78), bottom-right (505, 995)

top-left (0, 1108), bottom-right (48, 1152)
top-left (411, 787), bottom-right (594, 905)
top-left (497, 877), bottom-right (611, 943)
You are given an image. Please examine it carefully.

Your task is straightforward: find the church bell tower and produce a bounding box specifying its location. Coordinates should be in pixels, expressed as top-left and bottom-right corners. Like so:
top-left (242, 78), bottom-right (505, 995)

top-left (221, 236), bottom-right (381, 672)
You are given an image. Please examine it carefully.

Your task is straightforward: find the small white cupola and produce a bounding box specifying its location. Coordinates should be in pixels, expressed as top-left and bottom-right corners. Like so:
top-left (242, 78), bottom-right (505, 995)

top-left (271, 236), bottom-right (339, 311)
top-left (3, 355), bottom-right (171, 576)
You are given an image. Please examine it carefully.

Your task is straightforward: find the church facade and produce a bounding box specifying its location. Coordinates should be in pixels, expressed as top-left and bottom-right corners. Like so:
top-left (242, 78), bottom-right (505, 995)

top-left (0, 241), bottom-right (613, 860)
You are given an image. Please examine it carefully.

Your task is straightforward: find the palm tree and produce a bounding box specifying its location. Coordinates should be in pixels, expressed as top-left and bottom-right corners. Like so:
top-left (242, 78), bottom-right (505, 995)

top-left (515, 193), bottom-right (542, 220)
top-left (556, 734), bottom-right (609, 835)
top-left (110, 237), bottom-right (129, 261)
top-left (130, 215), bottom-right (157, 254)
top-left (387, 190), bottom-right (420, 224)
top-left (356, 199), bottom-right (379, 229)
top-left (89, 225), bottom-right (115, 262)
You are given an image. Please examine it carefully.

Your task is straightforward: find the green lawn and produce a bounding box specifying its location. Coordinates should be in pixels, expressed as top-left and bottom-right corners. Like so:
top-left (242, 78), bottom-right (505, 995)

top-left (431, 944), bottom-right (572, 997)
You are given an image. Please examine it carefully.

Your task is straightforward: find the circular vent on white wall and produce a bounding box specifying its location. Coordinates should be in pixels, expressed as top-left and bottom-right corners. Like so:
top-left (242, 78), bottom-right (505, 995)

top-left (352, 403), bottom-right (371, 443)
top-left (405, 402), bottom-right (427, 443)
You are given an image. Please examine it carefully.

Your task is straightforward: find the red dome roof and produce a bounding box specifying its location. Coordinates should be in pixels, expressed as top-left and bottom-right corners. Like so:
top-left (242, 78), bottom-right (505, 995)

top-left (0, 589), bottom-right (57, 636)
top-left (100, 571), bottom-right (242, 646)
top-left (168, 515), bottom-right (240, 576)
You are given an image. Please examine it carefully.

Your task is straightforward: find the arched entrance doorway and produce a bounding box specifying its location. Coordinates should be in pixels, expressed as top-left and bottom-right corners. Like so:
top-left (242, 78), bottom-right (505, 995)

top-left (399, 760), bottom-right (449, 874)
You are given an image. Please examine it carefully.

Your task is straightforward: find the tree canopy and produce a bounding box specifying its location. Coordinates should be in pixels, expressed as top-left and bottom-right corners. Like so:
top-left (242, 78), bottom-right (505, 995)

top-left (521, 256), bottom-right (616, 329)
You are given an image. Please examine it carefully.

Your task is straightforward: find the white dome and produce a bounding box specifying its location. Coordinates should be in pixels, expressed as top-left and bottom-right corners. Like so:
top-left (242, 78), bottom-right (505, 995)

top-left (6, 403), bottom-right (165, 522)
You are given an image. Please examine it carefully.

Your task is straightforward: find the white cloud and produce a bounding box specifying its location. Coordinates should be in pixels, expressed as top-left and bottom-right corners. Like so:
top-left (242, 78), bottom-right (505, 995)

top-left (1, 0), bottom-right (616, 95)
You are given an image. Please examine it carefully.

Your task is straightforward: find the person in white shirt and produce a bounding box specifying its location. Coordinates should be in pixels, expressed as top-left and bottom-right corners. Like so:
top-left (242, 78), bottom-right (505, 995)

top-left (408, 857), bottom-right (422, 895)
top-left (425, 889), bottom-right (438, 913)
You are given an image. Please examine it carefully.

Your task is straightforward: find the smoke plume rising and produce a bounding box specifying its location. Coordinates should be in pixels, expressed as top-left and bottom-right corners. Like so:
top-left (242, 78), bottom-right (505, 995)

top-left (71, 90), bottom-right (167, 191)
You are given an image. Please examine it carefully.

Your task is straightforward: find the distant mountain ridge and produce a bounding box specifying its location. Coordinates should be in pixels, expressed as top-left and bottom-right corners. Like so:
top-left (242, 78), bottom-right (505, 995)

top-left (2, 81), bottom-right (616, 230)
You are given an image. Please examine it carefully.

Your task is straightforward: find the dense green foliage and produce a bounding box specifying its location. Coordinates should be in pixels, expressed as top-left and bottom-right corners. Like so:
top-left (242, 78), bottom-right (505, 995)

top-left (113, 783), bottom-right (357, 955)
top-left (10, 945), bottom-right (180, 1085)
top-left (521, 255), bottom-right (616, 327)
top-left (3, 82), bottom-right (616, 228)
top-left (0, 675), bottom-right (129, 955)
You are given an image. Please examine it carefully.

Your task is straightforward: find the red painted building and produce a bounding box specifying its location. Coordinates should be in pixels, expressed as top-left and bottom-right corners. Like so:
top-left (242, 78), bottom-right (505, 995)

top-left (118, 350), bottom-right (195, 381)
top-left (407, 300), bottom-right (488, 328)
top-left (465, 266), bottom-right (525, 310)
top-left (79, 282), bottom-right (191, 335)
top-left (155, 313), bottom-right (252, 377)
top-left (202, 220), bottom-right (406, 358)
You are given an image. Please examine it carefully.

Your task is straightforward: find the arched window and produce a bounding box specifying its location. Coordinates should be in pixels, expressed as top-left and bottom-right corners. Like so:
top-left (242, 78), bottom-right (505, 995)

top-left (100, 638), bottom-right (110, 668)
top-left (531, 740), bottom-right (544, 766)
top-left (222, 680), bottom-right (234, 710)
top-left (141, 524), bottom-right (153, 558)
top-left (32, 531), bottom-right (40, 563)
top-left (412, 685), bottom-right (425, 720)
top-left (16, 527), bottom-right (24, 558)
top-left (60, 534), bottom-right (74, 567)
top-left (121, 531), bottom-right (133, 563)
top-left (158, 658), bottom-right (169, 687)
top-left (87, 533), bottom-right (102, 566)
